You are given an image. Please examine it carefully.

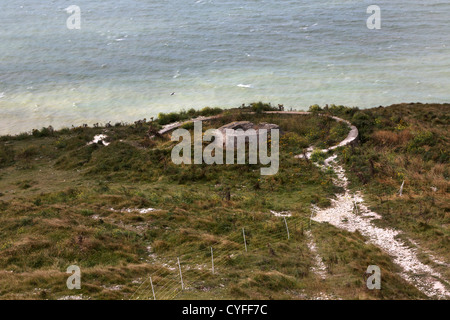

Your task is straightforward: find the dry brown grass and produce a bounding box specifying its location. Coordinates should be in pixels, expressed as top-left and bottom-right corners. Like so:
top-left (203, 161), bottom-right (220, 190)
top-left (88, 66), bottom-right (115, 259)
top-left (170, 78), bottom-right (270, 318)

top-left (372, 130), bottom-right (413, 147)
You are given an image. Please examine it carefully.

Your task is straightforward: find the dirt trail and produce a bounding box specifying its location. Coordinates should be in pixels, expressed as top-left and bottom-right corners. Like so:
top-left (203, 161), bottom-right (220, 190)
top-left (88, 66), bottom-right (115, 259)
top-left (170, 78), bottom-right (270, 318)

top-left (311, 155), bottom-right (450, 299)
top-left (305, 230), bottom-right (327, 280)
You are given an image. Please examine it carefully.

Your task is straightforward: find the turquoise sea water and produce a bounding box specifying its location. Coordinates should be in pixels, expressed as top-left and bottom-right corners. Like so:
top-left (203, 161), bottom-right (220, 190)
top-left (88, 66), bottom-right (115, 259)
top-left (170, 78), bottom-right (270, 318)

top-left (0, 0), bottom-right (449, 134)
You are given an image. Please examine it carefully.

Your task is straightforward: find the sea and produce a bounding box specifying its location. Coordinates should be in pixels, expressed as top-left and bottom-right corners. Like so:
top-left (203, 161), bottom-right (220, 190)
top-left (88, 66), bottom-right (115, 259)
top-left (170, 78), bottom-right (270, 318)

top-left (0, 0), bottom-right (449, 135)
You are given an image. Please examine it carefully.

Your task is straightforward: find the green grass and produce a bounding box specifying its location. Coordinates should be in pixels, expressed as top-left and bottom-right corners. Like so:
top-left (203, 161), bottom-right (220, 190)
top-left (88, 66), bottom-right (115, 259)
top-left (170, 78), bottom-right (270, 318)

top-left (0, 104), bottom-right (446, 299)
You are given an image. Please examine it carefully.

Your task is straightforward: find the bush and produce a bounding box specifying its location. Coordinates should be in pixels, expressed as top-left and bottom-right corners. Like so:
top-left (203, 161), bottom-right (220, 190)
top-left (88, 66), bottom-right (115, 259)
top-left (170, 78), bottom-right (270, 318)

top-left (406, 131), bottom-right (438, 160)
top-left (280, 132), bottom-right (309, 154)
top-left (308, 104), bottom-right (322, 115)
top-left (328, 122), bottom-right (351, 145)
top-left (157, 112), bottom-right (186, 125)
top-left (32, 127), bottom-right (53, 138)
top-left (311, 149), bottom-right (327, 163)
top-left (250, 102), bottom-right (277, 113)
top-left (0, 144), bottom-right (15, 168)
top-left (409, 131), bottom-right (434, 148)
top-left (199, 106), bottom-right (223, 116)
top-left (327, 104), bottom-right (359, 118)
top-left (351, 111), bottom-right (375, 142)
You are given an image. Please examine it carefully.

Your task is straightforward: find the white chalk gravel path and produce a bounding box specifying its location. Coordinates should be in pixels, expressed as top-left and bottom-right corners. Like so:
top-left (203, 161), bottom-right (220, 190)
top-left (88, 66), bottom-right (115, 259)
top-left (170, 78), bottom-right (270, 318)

top-left (311, 155), bottom-right (450, 299)
top-left (305, 230), bottom-right (328, 280)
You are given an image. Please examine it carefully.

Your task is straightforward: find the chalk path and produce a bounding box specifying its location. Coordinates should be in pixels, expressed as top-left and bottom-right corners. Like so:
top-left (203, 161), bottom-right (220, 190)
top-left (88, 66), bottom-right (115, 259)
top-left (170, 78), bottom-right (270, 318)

top-left (311, 155), bottom-right (450, 299)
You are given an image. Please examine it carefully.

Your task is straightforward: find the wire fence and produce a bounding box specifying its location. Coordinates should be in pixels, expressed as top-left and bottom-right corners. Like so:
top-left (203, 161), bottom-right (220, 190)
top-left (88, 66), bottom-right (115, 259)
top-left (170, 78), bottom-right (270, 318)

top-left (130, 215), bottom-right (310, 300)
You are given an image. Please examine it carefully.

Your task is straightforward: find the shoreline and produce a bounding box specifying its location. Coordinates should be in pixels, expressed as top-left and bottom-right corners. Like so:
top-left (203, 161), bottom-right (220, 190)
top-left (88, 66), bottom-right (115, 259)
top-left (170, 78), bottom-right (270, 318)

top-left (1, 102), bottom-right (448, 138)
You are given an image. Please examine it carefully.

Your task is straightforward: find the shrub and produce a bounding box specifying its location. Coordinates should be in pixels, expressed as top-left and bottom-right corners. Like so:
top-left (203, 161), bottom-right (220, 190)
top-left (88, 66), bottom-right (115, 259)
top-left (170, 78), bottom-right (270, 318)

top-left (351, 111), bottom-right (375, 142)
top-left (308, 104), bottom-right (322, 115)
top-left (328, 122), bottom-right (350, 145)
top-left (311, 149), bottom-right (326, 163)
top-left (157, 112), bottom-right (185, 125)
top-left (199, 106), bottom-right (223, 116)
top-left (250, 102), bottom-right (277, 113)
top-left (410, 131), bottom-right (434, 147)
top-left (0, 144), bottom-right (15, 168)
top-left (280, 132), bottom-right (309, 153)
top-left (326, 104), bottom-right (359, 118)
top-left (31, 127), bottom-right (53, 138)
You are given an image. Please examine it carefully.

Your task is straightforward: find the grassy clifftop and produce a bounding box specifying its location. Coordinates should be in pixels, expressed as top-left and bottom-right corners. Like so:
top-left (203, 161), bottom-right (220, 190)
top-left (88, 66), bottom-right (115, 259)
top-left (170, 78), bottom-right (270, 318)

top-left (0, 103), bottom-right (447, 300)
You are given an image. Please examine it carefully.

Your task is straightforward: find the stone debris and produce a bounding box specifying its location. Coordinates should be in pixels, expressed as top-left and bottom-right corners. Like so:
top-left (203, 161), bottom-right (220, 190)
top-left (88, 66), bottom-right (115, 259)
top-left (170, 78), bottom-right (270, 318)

top-left (87, 134), bottom-right (110, 146)
top-left (58, 294), bottom-right (88, 300)
top-left (102, 285), bottom-right (123, 291)
top-left (311, 155), bottom-right (450, 299)
top-left (110, 207), bottom-right (157, 214)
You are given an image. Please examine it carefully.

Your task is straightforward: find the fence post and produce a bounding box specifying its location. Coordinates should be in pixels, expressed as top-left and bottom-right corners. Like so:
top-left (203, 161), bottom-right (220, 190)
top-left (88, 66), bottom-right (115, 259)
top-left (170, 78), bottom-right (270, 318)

top-left (398, 180), bottom-right (405, 197)
top-left (177, 257), bottom-right (184, 290)
top-left (211, 247), bottom-right (214, 274)
top-left (284, 217), bottom-right (290, 240)
top-left (242, 228), bottom-right (247, 252)
top-left (150, 276), bottom-right (156, 300)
